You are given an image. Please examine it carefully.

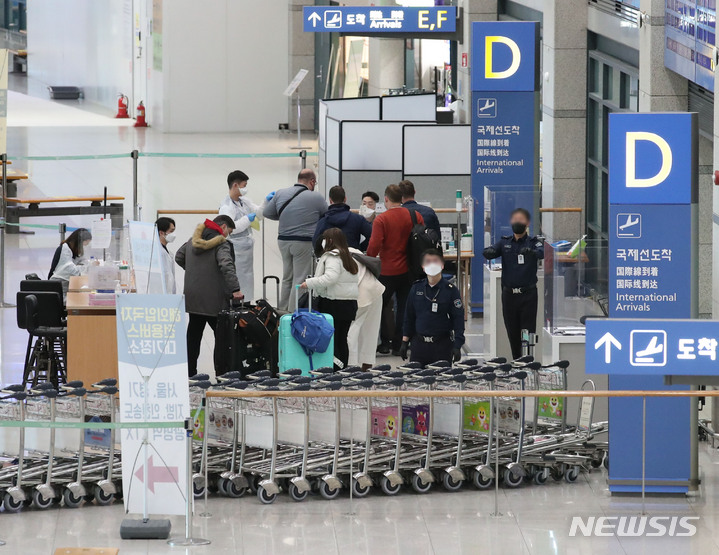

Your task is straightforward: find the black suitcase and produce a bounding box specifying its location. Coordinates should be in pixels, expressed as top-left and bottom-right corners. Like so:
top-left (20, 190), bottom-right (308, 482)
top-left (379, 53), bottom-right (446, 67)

top-left (215, 305), bottom-right (246, 377)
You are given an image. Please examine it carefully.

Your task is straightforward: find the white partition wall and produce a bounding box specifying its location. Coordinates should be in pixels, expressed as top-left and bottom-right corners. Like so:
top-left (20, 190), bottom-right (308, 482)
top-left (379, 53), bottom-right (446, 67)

top-left (402, 124), bottom-right (471, 209)
top-left (318, 97), bottom-right (381, 194)
top-left (381, 93), bottom-right (437, 121)
top-left (403, 124), bottom-right (471, 176)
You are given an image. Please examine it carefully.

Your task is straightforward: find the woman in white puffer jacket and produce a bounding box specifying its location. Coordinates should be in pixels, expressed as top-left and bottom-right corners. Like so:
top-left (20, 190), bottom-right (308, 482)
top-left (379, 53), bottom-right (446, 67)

top-left (301, 228), bottom-right (359, 369)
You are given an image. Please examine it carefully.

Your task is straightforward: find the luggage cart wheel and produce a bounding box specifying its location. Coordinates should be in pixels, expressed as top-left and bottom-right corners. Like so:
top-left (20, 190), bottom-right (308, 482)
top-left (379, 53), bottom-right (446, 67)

top-left (410, 474), bottom-right (432, 494)
top-left (351, 479), bottom-right (371, 498)
top-left (93, 485), bottom-right (114, 506)
top-left (380, 476), bottom-right (401, 496)
top-left (472, 470), bottom-right (493, 490)
top-left (564, 466), bottom-right (580, 483)
top-left (532, 470), bottom-right (548, 486)
top-left (318, 480), bottom-right (341, 500)
top-left (62, 488), bottom-right (84, 508)
top-left (603, 456), bottom-right (609, 470)
top-left (218, 478), bottom-right (246, 499)
top-left (32, 489), bottom-right (55, 509)
top-left (257, 485), bottom-right (277, 505)
top-left (2, 492), bottom-right (23, 513)
top-left (502, 468), bottom-right (524, 488)
top-left (288, 483), bottom-right (309, 502)
top-left (441, 472), bottom-right (463, 492)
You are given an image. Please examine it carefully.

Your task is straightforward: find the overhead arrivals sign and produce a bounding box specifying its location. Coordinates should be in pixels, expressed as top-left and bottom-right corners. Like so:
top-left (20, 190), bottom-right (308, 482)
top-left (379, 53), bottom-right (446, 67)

top-left (303, 6), bottom-right (456, 33)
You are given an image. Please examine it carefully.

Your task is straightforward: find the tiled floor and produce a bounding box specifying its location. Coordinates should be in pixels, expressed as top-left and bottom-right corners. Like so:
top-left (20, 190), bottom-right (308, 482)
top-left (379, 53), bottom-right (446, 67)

top-left (4, 456), bottom-right (719, 554)
top-left (3, 77), bottom-right (719, 554)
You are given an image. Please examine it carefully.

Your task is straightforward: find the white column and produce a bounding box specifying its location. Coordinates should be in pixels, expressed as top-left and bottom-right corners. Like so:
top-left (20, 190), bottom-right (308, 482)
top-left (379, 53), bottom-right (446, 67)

top-left (368, 38), bottom-right (405, 97)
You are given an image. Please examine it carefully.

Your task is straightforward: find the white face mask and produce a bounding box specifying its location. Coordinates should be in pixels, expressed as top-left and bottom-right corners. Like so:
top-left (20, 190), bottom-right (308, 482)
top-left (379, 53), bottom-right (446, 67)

top-left (321, 239), bottom-right (327, 250)
top-left (423, 263), bottom-right (443, 277)
top-left (359, 205), bottom-right (375, 219)
top-left (238, 187), bottom-right (248, 196)
top-left (164, 233), bottom-right (176, 244)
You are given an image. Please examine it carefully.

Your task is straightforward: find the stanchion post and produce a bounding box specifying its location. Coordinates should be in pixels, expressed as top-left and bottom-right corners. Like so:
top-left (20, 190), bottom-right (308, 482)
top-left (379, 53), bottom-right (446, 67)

top-left (131, 150), bottom-right (139, 221)
top-left (167, 419), bottom-right (210, 547)
top-left (300, 149), bottom-right (307, 170)
top-left (642, 395), bottom-right (646, 516)
top-left (491, 399), bottom-right (502, 518)
top-left (59, 223), bottom-right (66, 243)
top-left (0, 152), bottom-right (11, 308)
top-left (199, 396), bottom-right (211, 518)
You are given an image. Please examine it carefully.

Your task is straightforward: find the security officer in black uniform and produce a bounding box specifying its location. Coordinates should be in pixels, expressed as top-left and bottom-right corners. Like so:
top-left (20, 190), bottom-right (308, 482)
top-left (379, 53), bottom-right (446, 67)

top-left (482, 208), bottom-right (544, 359)
top-left (399, 249), bottom-right (465, 365)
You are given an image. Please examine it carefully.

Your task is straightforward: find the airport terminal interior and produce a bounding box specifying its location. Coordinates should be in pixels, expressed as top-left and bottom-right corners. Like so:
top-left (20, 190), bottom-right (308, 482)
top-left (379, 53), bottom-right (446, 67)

top-left (3, 0), bottom-right (719, 554)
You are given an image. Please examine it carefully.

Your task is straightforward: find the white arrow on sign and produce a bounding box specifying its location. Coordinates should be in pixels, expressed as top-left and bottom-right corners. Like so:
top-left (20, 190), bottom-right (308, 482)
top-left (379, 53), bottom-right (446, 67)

top-left (308, 12), bottom-right (321, 27)
top-left (594, 332), bottom-right (622, 364)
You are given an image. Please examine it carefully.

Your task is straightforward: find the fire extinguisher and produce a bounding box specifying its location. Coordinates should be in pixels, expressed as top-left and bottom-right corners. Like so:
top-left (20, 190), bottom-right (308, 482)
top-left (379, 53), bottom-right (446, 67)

top-left (115, 94), bottom-right (129, 119)
top-left (134, 100), bottom-right (148, 127)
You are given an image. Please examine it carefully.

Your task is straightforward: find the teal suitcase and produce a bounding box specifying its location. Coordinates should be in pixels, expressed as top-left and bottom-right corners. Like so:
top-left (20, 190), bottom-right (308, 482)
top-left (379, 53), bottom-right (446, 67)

top-left (278, 288), bottom-right (335, 376)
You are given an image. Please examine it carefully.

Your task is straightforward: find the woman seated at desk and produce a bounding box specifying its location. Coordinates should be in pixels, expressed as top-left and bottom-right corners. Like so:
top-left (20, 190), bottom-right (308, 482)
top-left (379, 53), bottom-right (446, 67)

top-left (49, 228), bottom-right (92, 300)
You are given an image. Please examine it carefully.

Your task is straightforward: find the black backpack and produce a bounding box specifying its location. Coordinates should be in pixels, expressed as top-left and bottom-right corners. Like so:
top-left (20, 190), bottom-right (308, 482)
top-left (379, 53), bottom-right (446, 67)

top-left (406, 208), bottom-right (442, 281)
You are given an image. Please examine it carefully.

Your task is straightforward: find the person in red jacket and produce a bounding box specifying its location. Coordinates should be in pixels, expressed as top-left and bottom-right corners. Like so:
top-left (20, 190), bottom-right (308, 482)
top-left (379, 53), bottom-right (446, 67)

top-left (367, 184), bottom-right (424, 355)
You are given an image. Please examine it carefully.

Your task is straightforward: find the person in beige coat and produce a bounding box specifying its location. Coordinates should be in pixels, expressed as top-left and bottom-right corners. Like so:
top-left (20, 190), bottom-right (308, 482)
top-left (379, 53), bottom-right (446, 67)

top-left (301, 228), bottom-right (359, 370)
top-left (347, 247), bottom-right (385, 370)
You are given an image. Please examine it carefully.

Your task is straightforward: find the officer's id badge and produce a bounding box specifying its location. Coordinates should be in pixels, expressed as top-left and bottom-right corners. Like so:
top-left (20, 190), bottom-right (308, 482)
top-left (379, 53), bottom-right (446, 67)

top-left (431, 302), bottom-right (438, 313)
top-left (518, 254), bottom-right (524, 265)
top-left (454, 299), bottom-right (462, 308)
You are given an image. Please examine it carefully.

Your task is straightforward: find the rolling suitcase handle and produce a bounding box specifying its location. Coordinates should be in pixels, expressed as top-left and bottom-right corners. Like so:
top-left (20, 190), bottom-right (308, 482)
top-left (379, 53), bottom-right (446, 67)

top-left (295, 284), bottom-right (312, 312)
top-left (263, 275), bottom-right (280, 306)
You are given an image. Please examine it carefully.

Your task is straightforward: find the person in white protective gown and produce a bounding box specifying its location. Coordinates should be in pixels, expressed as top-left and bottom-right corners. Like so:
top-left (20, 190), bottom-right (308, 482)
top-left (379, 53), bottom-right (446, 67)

top-left (218, 170), bottom-right (275, 302)
top-left (155, 216), bottom-right (177, 294)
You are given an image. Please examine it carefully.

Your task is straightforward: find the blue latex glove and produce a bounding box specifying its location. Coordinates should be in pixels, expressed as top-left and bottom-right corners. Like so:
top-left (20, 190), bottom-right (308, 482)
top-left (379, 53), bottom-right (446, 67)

top-left (266, 191), bottom-right (276, 201)
top-left (247, 213), bottom-right (256, 222)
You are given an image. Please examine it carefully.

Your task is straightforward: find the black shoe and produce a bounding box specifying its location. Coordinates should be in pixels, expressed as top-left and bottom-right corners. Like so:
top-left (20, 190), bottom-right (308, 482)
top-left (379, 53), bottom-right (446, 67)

top-left (377, 343), bottom-right (391, 354)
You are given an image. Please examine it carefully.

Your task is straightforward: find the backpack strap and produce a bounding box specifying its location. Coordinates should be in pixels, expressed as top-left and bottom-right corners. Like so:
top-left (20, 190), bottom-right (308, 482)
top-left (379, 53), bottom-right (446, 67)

top-left (407, 206), bottom-right (418, 226)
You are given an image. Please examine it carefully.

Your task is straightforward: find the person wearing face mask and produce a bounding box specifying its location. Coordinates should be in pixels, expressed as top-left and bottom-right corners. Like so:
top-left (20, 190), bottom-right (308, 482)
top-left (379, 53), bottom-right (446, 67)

top-left (49, 227), bottom-right (93, 302)
top-left (175, 215), bottom-right (244, 377)
top-left (155, 216), bottom-right (177, 294)
top-left (300, 228), bottom-right (359, 370)
top-left (219, 170), bottom-right (275, 302)
top-left (482, 207), bottom-right (544, 359)
top-left (400, 249), bottom-right (464, 365)
top-left (359, 191), bottom-right (379, 222)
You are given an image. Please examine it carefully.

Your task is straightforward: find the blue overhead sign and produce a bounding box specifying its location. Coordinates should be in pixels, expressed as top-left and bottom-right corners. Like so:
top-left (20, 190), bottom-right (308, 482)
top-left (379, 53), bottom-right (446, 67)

top-left (587, 319), bottom-right (719, 376)
top-left (471, 21), bottom-right (539, 92)
top-left (302, 6), bottom-right (456, 34)
top-left (665, 0), bottom-right (716, 91)
top-left (608, 113), bottom-right (698, 205)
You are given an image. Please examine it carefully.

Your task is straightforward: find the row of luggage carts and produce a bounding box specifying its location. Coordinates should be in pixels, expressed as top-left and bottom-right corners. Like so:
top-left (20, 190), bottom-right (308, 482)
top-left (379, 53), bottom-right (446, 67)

top-left (0, 356), bottom-right (608, 512)
top-left (0, 379), bottom-right (119, 512)
top-left (191, 355), bottom-right (608, 505)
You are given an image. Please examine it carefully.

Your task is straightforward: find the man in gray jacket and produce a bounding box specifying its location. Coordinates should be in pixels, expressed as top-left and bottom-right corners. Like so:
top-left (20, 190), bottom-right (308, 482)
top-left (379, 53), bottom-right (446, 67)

top-left (176, 215), bottom-right (244, 376)
top-left (264, 169), bottom-right (327, 310)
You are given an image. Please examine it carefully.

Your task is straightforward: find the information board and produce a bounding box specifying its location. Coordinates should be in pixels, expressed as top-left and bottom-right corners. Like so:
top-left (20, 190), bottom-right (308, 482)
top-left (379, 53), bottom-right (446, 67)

top-left (116, 294), bottom-right (190, 516)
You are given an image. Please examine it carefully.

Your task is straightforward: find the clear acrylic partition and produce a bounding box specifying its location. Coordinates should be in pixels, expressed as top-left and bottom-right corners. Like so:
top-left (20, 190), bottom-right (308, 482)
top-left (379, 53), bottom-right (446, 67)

top-left (543, 235), bottom-right (606, 334)
top-left (482, 187), bottom-right (539, 271)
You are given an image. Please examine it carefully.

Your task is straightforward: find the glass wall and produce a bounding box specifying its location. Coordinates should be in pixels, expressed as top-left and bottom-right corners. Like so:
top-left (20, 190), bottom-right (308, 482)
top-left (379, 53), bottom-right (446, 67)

top-left (585, 50), bottom-right (638, 296)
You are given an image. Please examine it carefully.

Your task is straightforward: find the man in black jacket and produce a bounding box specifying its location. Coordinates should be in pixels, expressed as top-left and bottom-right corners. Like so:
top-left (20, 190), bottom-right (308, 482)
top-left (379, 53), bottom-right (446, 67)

top-left (176, 215), bottom-right (244, 376)
top-left (313, 186), bottom-right (373, 252)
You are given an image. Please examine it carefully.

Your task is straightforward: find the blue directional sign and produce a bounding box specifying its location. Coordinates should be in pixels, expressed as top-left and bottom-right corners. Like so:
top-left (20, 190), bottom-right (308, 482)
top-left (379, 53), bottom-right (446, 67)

top-left (587, 319), bottom-right (719, 376)
top-left (608, 113), bottom-right (698, 205)
top-left (471, 21), bottom-right (539, 92)
top-left (470, 21), bottom-right (540, 313)
top-left (303, 6), bottom-right (456, 34)
top-left (609, 204), bottom-right (694, 318)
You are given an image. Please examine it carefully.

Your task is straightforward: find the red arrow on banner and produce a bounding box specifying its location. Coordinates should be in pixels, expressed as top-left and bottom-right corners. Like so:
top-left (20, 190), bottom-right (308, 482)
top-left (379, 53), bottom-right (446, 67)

top-left (134, 456), bottom-right (179, 493)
